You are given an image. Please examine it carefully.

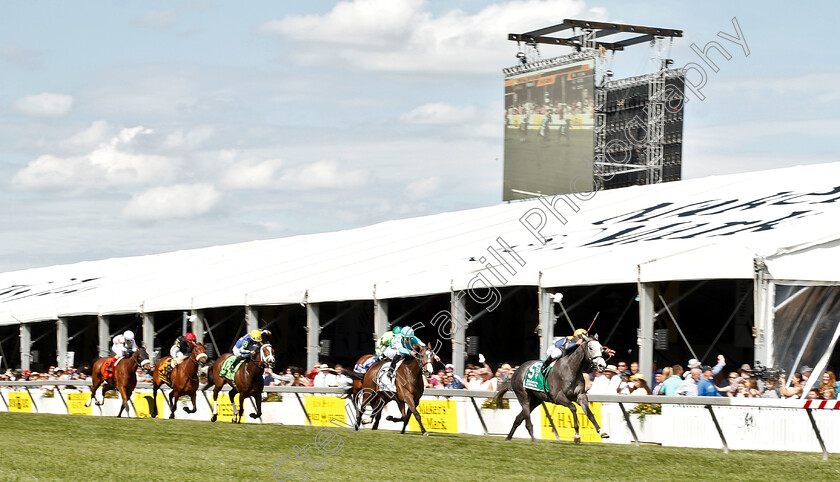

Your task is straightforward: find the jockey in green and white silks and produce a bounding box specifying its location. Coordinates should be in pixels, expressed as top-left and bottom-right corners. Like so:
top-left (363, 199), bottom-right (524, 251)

top-left (375, 326), bottom-right (399, 358)
top-left (386, 326), bottom-right (426, 378)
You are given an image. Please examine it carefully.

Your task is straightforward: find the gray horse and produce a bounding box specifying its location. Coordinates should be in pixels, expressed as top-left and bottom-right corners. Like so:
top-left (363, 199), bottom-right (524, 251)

top-left (494, 333), bottom-right (610, 443)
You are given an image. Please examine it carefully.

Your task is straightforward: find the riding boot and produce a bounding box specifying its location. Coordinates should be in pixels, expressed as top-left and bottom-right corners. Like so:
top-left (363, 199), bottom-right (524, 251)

top-left (388, 354), bottom-right (403, 378)
top-left (541, 354), bottom-right (558, 375)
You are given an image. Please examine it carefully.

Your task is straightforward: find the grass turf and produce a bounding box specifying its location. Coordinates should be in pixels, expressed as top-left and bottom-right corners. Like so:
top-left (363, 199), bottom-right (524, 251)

top-left (1, 412), bottom-right (838, 481)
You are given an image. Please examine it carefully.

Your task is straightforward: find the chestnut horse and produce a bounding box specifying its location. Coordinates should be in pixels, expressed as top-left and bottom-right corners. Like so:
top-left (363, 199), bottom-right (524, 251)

top-left (150, 342), bottom-right (208, 418)
top-left (204, 343), bottom-right (275, 423)
top-left (354, 345), bottom-right (435, 434)
top-left (344, 353), bottom-right (387, 428)
top-left (86, 346), bottom-right (152, 417)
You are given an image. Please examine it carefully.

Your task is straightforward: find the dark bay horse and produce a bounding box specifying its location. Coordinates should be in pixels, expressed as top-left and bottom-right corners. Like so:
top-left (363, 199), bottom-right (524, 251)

top-left (204, 343), bottom-right (275, 423)
top-left (494, 334), bottom-right (609, 443)
top-left (150, 342), bottom-right (208, 418)
top-left (86, 346), bottom-right (152, 417)
top-left (354, 346), bottom-right (435, 434)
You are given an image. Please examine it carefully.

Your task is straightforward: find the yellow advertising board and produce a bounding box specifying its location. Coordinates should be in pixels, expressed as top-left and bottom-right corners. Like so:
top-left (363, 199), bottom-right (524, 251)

top-left (540, 402), bottom-right (603, 442)
top-left (407, 399), bottom-right (457, 433)
top-left (214, 393), bottom-right (242, 420)
top-left (304, 395), bottom-right (348, 426)
top-left (133, 392), bottom-right (166, 418)
top-left (8, 392), bottom-right (32, 413)
top-left (67, 392), bottom-right (92, 416)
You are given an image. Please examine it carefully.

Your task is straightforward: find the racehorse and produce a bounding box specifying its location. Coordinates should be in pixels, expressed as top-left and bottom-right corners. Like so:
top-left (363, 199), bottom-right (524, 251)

top-left (343, 353), bottom-right (387, 429)
top-left (85, 346), bottom-right (152, 418)
top-left (150, 342), bottom-right (208, 418)
top-left (354, 345), bottom-right (435, 435)
top-left (204, 343), bottom-right (275, 423)
top-left (494, 333), bottom-right (609, 443)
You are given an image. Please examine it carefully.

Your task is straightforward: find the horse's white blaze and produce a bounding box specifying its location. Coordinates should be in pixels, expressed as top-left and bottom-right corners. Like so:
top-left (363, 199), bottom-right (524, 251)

top-left (261, 344), bottom-right (274, 364)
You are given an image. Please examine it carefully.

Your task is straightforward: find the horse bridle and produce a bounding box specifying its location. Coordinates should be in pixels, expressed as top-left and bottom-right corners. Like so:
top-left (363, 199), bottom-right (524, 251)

top-left (583, 337), bottom-right (606, 371)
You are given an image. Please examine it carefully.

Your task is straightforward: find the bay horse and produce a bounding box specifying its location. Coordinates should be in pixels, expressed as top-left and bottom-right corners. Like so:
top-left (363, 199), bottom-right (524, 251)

top-left (150, 342), bottom-right (208, 418)
top-left (354, 345), bottom-right (435, 434)
top-left (343, 353), bottom-right (387, 429)
top-left (494, 333), bottom-right (609, 443)
top-left (204, 343), bottom-right (275, 423)
top-left (85, 346), bottom-right (152, 418)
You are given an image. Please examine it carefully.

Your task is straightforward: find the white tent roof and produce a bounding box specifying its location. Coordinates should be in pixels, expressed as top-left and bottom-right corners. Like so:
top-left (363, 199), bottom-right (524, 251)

top-left (2, 162), bottom-right (840, 325)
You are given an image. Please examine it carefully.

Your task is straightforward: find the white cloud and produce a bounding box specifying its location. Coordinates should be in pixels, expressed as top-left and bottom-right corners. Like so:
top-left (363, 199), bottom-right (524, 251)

top-left (277, 160), bottom-right (369, 189)
top-left (13, 126), bottom-right (179, 190)
top-left (14, 93), bottom-right (74, 118)
top-left (123, 183), bottom-right (221, 220)
top-left (221, 158), bottom-right (285, 189)
top-left (259, 0), bottom-right (594, 74)
top-left (400, 102), bottom-right (476, 125)
top-left (404, 176), bottom-right (441, 199)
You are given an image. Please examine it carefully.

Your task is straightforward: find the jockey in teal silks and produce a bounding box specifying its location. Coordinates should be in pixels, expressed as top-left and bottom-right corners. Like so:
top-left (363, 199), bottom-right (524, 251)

top-left (386, 326), bottom-right (426, 378)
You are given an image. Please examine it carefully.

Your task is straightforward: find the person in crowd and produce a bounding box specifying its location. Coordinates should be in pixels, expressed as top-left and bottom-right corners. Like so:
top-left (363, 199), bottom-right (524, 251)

top-left (291, 369), bottom-right (308, 387)
top-left (305, 364), bottom-right (320, 384)
top-left (762, 377), bottom-right (780, 398)
top-left (275, 367), bottom-right (294, 386)
top-left (725, 371), bottom-right (743, 397)
top-left (443, 364), bottom-right (466, 389)
top-left (698, 365), bottom-right (723, 397)
top-left (676, 367), bottom-right (702, 396)
top-left (661, 365), bottom-right (684, 395)
top-left (806, 388), bottom-right (821, 400)
top-left (629, 374), bottom-right (650, 395)
top-left (313, 363), bottom-right (330, 387)
top-left (589, 364), bottom-right (618, 394)
top-left (629, 361), bottom-right (640, 376)
top-left (617, 370), bottom-right (633, 395)
top-left (651, 368), bottom-right (666, 395)
top-left (819, 370), bottom-right (836, 400)
top-left (779, 372), bottom-right (804, 398)
top-left (263, 367), bottom-right (275, 386)
top-left (800, 365), bottom-right (813, 385)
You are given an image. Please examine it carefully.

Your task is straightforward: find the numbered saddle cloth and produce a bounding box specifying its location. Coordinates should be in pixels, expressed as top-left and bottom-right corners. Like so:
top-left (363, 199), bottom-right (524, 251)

top-left (523, 361), bottom-right (552, 392)
top-left (220, 357), bottom-right (244, 381)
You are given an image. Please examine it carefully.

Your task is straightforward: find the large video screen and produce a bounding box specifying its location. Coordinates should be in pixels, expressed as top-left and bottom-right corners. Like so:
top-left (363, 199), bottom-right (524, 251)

top-left (503, 58), bottom-right (595, 201)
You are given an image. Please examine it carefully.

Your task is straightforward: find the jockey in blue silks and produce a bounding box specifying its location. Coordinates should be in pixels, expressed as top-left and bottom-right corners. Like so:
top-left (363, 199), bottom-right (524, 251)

top-left (386, 326), bottom-right (426, 378)
top-left (541, 328), bottom-right (614, 374)
top-left (233, 329), bottom-right (272, 364)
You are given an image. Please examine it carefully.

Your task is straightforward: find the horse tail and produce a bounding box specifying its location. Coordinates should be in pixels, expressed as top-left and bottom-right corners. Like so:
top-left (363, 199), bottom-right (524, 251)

top-left (201, 361), bottom-right (214, 392)
top-left (493, 377), bottom-right (511, 407)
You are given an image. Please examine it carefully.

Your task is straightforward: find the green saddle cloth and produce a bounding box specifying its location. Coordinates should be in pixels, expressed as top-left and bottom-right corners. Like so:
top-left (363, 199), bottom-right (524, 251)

top-left (220, 357), bottom-right (244, 381)
top-left (523, 361), bottom-right (552, 392)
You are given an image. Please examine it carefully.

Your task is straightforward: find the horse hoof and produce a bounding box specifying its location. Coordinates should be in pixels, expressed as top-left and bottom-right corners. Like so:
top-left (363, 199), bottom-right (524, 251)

top-left (574, 435), bottom-right (581, 444)
top-left (423, 432), bottom-right (430, 437)
top-left (600, 431), bottom-right (610, 439)
top-left (362, 418), bottom-right (373, 424)
top-left (250, 413), bottom-right (259, 419)
top-left (210, 415), bottom-right (217, 422)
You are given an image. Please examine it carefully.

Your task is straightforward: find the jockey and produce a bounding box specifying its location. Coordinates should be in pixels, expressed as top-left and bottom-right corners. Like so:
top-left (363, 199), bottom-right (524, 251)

top-left (375, 326), bottom-right (400, 359)
top-left (108, 330), bottom-right (137, 373)
top-left (233, 329), bottom-right (271, 364)
top-left (386, 326), bottom-right (426, 378)
top-left (541, 328), bottom-right (614, 373)
top-left (168, 332), bottom-right (197, 373)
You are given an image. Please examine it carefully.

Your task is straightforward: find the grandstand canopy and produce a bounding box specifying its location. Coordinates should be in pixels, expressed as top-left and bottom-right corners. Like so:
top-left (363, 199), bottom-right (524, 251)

top-left (2, 162), bottom-right (840, 325)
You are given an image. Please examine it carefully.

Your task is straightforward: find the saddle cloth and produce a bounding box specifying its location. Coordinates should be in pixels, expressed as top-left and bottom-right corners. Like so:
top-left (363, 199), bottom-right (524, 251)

top-left (523, 361), bottom-right (553, 392)
top-left (375, 359), bottom-right (405, 392)
top-left (354, 356), bottom-right (379, 374)
top-left (101, 358), bottom-right (117, 381)
top-left (220, 357), bottom-right (244, 381)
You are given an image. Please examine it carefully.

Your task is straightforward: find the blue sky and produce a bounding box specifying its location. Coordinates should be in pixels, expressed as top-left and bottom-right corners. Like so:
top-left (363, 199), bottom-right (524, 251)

top-left (1, 0), bottom-right (837, 271)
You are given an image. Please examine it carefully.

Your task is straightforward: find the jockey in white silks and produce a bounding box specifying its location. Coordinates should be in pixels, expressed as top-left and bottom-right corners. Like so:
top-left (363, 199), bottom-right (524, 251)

top-left (108, 330), bottom-right (137, 372)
